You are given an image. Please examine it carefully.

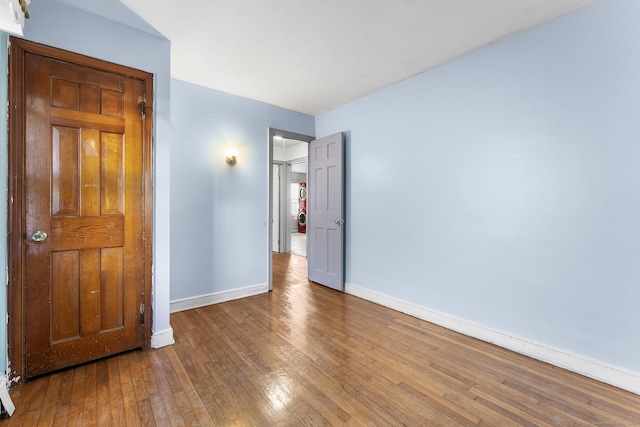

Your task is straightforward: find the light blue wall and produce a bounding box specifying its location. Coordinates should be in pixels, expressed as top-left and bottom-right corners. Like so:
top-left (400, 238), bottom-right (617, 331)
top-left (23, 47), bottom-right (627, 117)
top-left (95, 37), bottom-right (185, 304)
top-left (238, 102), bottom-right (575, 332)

top-left (170, 79), bottom-right (314, 301)
top-left (316, 0), bottom-right (640, 372)
top-left (15, 0), bottom-right (173, 341)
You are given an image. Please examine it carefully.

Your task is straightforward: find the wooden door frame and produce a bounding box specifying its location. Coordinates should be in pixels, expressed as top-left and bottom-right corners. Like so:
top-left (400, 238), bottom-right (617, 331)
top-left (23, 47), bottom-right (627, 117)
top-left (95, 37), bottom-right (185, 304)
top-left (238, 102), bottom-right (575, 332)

top-left (7, 38), bottom-right (154, 384)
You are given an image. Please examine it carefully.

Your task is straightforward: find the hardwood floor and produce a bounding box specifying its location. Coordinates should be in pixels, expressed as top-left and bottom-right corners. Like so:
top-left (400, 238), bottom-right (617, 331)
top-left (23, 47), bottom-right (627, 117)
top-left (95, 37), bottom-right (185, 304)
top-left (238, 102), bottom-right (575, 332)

top-left (3, 252), bottom-right (640, 425)
top-left (291, 232), bottom-right (307, 257)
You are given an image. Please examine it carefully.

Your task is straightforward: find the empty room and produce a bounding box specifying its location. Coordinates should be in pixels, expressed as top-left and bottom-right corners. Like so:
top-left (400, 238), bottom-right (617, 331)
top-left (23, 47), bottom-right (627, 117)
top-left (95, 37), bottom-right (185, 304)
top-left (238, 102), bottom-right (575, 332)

top-left (0, 0), bottom-right (639, 425)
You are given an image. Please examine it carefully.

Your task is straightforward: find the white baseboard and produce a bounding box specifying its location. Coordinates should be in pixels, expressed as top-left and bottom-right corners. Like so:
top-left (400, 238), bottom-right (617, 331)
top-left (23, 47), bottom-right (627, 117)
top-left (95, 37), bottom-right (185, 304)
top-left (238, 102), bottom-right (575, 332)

top-left (345, 282), bottom-right (640, 395)
top-left (170, 283), bottom-right (269, 314)
top-left (151, 327), bottom-right (175, 349)
top-left (0, 375), bottom-right (15, 416)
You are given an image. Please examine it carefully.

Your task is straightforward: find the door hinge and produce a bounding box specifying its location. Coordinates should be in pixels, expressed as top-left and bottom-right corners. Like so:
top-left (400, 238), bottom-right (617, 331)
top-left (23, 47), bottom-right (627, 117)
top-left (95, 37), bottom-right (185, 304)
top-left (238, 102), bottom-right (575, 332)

top-left (19, 0), bottom-right (30, 19)
top-left (138, 96), bottom-right (146, 118)
top-left (139, 302), bottom-right (145, 325)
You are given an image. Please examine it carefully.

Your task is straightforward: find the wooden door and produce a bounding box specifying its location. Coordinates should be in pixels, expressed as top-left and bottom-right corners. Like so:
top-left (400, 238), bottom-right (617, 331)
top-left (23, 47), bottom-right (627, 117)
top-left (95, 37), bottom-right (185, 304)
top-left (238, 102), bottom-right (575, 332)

top-left (9, 39), bottom-right (153, 379)
top-left (307, 132), bottom-right (345, 291)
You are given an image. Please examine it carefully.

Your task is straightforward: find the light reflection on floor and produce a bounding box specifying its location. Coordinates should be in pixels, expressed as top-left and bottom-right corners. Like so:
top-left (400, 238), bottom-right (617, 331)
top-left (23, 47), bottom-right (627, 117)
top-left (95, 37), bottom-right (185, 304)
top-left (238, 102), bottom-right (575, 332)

top-left (266, 372), bottom-right (293, 412)
top-left (291, 232), bottom-right (306, 257)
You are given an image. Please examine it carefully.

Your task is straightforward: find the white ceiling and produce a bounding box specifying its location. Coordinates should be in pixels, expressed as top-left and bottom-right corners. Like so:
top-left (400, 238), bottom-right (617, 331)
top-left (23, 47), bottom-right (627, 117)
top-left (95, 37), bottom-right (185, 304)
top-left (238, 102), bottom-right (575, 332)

top-left (56, 0), bottom-right (599, 116)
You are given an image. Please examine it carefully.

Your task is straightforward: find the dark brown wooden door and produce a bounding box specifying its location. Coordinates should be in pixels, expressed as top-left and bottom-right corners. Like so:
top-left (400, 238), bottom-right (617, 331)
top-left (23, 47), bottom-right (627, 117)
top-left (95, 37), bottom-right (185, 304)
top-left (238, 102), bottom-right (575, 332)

top-left (22, 51), bottom-right (147, 377)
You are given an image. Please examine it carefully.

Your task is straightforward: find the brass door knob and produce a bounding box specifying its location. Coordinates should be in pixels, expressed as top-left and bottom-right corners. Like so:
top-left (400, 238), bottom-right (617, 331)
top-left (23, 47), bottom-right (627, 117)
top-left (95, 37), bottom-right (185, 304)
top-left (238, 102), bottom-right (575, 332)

top-left (31, 230), bottom-right (48, 243)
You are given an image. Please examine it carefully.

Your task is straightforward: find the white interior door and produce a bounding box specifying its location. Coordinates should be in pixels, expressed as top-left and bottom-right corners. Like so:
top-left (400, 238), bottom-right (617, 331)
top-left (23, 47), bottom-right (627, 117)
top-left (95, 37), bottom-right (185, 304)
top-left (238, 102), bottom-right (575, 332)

top-left (307, 132), bottom-right (344, 291)
top-left (272, 164), bottom-right (280, 251)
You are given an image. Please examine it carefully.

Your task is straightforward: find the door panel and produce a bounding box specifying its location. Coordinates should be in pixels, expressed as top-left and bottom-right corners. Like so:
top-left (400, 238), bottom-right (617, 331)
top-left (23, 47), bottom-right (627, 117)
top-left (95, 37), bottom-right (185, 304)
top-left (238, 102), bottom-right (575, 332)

top-left (307, 132), bottom-right (345, 291)
top-left (50, 251), bottom-right (80, 342)
top-left (22, 51), bottom-right (146, 377)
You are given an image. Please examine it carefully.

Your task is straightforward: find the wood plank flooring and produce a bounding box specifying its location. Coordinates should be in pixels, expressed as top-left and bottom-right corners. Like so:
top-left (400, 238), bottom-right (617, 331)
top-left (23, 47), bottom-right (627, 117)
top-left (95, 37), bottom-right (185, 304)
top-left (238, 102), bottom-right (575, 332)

top-left (3, 252), bottom-right (639, 425)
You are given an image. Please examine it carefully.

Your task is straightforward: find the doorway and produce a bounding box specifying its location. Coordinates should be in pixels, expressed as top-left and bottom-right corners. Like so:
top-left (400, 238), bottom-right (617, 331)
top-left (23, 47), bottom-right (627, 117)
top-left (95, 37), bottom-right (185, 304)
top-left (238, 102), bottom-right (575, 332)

top-left (290, 159), bottom-right (309, 257)
top-left (8, 38), bottom-right (154, 382)
top-left (273, 156), bottom-right (308, 257)
top-left (268, 129), bottom-right (314, 290)
top-left (273, 140), bottom-right (308, 256)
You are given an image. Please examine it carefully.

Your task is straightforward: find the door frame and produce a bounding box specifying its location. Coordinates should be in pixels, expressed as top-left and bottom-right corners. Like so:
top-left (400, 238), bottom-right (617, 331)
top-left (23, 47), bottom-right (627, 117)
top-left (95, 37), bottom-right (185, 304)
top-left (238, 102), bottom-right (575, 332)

top-left (272, 162), bottom-right (283, 252)
top-left (7, 38), bottom-right (154, 384)
top-left (268, 128), bottom-right (313, 291)
top-left (272, 161), bottom-right (290, 253)
top-left (274, 160), bottom-right (305, 255)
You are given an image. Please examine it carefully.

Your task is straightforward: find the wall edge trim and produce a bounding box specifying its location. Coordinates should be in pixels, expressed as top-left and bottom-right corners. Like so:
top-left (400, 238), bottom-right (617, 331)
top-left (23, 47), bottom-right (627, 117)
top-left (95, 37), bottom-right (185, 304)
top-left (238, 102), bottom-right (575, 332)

top-left (345, 282), bottom-right (640, 395)
top-left (150, 327), bottom-right (175, 349)
top-left (170, 283), bottom-right (269, 314)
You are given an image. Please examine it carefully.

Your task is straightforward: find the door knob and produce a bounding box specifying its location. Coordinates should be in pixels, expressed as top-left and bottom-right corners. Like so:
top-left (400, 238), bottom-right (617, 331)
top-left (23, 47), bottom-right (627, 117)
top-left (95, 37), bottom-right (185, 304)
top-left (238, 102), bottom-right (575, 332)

top-left (31, 230), bottom-right (48, 243)
top-left (332, 219), bottom-right (345, 225)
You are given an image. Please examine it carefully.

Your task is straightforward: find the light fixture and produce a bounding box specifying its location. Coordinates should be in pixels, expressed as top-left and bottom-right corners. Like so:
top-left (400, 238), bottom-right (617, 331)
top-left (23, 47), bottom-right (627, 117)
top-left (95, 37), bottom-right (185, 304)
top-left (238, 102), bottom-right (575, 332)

top-left (226, 149), bottom-right (237, 165)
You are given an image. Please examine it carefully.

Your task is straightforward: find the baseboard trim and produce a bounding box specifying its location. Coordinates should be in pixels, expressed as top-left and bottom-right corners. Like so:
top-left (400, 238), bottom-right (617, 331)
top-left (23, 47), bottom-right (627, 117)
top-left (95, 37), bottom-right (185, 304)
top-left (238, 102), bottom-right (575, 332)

top-left (150, 327), bottom-right (175, 349)
top-left (170, 283), bottom-right (269, 314)
top-left (0, 375), bottom-right (15, 416)
top-left (345, 282), bottom-right (640, 395)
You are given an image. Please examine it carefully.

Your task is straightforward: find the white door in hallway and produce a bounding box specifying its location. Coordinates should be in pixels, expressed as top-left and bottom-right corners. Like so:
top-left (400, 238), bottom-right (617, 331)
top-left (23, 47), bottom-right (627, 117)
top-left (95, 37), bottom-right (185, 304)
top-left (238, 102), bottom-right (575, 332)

top-left (307, 132), bottom-right (344, 291)
top-left (272, 164), bottom-right (280, 251)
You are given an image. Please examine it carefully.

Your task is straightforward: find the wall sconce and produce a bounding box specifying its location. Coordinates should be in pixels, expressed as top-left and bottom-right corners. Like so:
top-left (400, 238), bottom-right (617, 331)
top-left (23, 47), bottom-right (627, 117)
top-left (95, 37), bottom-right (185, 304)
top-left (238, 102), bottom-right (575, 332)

top-left (226, 149), bottom-right (238, 165)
